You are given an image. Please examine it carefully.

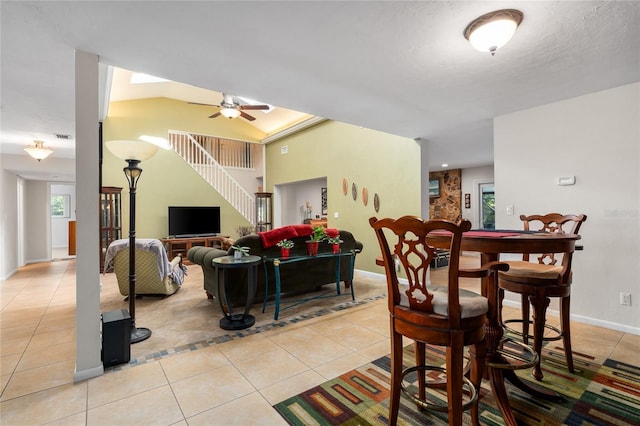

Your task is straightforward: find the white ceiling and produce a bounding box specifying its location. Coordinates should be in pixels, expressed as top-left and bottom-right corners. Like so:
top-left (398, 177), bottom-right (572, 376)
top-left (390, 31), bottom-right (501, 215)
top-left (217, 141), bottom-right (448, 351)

top-left (1, 1), bottom-right (639, 182)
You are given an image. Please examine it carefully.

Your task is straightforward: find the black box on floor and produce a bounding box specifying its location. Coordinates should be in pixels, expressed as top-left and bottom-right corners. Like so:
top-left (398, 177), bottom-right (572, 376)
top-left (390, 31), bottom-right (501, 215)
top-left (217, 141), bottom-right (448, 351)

top-left (430, 249), bottom-right (450, 269)
top-left (101, 309), bottom-right (131, 367)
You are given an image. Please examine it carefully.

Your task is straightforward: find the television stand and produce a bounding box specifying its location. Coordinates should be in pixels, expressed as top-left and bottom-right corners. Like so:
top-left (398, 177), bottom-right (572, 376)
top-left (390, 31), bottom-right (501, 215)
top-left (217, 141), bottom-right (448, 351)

top-left (161, 236), bottom-right (230, 261)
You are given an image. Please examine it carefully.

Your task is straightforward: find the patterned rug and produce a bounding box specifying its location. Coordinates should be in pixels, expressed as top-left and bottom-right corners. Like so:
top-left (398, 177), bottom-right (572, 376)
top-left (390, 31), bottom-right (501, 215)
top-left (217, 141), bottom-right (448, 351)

top-left (274, 344), bottom-right (640, 425)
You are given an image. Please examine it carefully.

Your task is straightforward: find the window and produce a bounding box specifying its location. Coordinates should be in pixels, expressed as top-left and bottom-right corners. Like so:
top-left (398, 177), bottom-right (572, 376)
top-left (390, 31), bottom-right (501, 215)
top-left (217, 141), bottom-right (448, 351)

top-left (51, 194), bottom-right (70, 218)
top-left (480, 183), bottom-right (495, 229)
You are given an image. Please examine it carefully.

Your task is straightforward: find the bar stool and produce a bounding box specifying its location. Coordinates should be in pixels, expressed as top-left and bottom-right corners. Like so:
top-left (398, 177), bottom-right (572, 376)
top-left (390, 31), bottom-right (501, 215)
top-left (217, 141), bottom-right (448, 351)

top-left (498, 213), bottom-right (586, 380)
top-left (370, 216), bottom-right (508, 425)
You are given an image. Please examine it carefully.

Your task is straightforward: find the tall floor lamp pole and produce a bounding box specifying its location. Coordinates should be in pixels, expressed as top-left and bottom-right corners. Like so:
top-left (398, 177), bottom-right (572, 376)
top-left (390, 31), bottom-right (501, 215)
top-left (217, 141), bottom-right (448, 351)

top-left (123, 158), bottom-right (151, 343)
top-left (106, 139), bottom-right (161, 344)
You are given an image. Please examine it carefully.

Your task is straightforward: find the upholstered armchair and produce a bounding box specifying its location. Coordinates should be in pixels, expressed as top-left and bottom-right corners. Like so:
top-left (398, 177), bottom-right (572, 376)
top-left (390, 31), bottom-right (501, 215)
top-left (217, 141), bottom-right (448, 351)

top-left (104, 239), bottom-right (187, 297)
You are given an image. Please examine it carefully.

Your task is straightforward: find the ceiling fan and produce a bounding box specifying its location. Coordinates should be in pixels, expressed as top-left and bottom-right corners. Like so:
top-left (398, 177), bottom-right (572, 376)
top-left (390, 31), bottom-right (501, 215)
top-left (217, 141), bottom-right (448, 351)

top-left (191, 94), bottom-right (269, 121)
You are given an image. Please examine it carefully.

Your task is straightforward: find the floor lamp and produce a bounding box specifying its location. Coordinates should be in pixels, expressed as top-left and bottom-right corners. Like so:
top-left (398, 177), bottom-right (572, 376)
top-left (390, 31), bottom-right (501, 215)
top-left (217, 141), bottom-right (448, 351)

top-left (106, 139), bottom-right (159, 343)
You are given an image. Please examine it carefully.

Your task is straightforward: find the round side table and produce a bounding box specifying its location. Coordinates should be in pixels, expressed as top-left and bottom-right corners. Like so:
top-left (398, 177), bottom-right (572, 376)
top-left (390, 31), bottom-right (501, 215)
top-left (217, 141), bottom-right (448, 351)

top-left (212, 255), bottom-right (261, 330)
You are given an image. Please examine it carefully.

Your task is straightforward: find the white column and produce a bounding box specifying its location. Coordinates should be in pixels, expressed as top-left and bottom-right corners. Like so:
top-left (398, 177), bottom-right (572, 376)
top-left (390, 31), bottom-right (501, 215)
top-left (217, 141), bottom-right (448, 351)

top-left (416, 138), bottom-right (431, 220)
top-left (74, 50), bottom-right (103, 381)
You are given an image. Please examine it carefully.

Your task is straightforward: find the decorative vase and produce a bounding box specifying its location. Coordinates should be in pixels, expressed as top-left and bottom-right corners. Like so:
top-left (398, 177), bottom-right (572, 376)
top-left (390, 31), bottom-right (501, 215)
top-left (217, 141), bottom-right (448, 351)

top-left (331, 243), bottom-right (340, 254)
top-left (280, 247), bottom-right (290, 259)
top-left (306, 241), bottom-right (319, 256)
top-left (234, 250), bottom-right (242, 260)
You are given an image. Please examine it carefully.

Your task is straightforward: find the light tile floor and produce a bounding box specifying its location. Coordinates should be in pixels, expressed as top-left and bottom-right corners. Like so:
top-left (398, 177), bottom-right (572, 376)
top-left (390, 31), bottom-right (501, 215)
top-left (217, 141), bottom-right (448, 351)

top-left (1, 257), bottom-right (638, 425)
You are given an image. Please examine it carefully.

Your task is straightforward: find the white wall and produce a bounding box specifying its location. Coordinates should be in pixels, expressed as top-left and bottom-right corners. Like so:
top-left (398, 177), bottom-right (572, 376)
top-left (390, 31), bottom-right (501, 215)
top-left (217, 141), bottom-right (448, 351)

top-left (461, 165), bottom-right (494, 228)
top-left (495, 82), bottom-right (640, 333)
top-left (24, 180), bottom-right (50, 264)
top-left (50, 183), bottom-right (76, 248)
top-left (0, 169), bottom-right (19, 279)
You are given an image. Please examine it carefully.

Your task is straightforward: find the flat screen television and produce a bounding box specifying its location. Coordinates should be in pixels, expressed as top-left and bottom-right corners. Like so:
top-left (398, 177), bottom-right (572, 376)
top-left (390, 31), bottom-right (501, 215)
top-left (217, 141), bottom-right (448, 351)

top-left (168, 206), bottom-right (221, 238)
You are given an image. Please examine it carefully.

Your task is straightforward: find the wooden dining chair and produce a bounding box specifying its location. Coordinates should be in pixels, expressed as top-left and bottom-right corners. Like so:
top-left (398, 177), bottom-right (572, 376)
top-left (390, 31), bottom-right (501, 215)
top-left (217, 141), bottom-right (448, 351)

top-left (370, 216), bottom-right (507, 425)
top-left (498, 213), bottom-right (586, 380)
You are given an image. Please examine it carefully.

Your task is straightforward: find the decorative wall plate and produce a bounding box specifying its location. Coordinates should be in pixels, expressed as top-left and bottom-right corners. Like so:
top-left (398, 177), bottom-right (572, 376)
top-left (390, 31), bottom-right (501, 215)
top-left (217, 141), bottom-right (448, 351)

top-left (374, 193), bottom-right (380, 212)
top-left (342, 178), bottom-right (348, 196)
top-left (352, 182), bottom-right (357, 200)
top-left (362, 187), bottom-right (368, 206)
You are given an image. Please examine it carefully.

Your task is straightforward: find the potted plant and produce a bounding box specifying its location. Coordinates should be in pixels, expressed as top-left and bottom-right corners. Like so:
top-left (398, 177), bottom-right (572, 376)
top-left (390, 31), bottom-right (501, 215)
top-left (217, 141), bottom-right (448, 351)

top-left (231, 245), bottom-right (250, 259)
top-left (306, 225), bottom-right (326, 256)
top-left (326, 231), bottom-right (342, 254)
top-left (276, 239), bottom-right (294, 259)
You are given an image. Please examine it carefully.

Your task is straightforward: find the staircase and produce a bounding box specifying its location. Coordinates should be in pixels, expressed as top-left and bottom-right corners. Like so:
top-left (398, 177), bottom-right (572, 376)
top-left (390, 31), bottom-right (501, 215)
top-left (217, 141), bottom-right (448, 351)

top-left (169, 130), bottom-right (255, 225)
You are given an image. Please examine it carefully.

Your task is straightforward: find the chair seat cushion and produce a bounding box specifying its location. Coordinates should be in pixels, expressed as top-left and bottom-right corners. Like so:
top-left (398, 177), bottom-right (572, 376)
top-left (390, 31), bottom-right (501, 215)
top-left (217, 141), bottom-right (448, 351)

top-left (399, 285), bottom-right (488, 318)
top-left (500, 261), bottom-right (562, 279)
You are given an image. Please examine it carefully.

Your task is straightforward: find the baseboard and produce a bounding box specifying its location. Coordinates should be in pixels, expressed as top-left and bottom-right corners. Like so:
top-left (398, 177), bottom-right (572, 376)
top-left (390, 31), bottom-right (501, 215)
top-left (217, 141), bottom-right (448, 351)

top-left (1, 268), bottom-right (18, 281)
top-left (25, 258), bottom-right (50, 265)
top-left (74, 364), bottom-right (104, 382)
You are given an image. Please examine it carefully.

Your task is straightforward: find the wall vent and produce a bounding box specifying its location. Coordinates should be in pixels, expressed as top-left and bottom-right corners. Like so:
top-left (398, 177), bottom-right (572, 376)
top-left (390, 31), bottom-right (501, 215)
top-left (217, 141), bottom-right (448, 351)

top-left (55, 133), bottom-right (72, 140)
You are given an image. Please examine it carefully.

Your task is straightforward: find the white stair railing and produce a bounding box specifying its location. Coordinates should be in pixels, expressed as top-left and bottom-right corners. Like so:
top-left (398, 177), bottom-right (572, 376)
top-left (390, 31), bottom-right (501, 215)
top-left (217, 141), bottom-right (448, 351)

top-left (169, 130), bottom-right (255, 225)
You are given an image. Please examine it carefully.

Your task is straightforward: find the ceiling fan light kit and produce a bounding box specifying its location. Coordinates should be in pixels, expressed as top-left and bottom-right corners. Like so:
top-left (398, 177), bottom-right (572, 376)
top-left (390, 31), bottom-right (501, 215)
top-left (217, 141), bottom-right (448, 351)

top-left (464, 9), bottom-right (523, 56)
top-left (206, 93), bottom-right (270, 121)
top-left (24, 140), bottom-right (53, 161)
top-left (220, 107), bottom-right (241, 119)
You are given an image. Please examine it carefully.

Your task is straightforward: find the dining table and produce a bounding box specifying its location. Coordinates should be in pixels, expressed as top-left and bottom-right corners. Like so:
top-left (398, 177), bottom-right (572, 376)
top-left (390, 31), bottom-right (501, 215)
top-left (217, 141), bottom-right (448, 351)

top-left (427, 229), bottom-right (581, 425)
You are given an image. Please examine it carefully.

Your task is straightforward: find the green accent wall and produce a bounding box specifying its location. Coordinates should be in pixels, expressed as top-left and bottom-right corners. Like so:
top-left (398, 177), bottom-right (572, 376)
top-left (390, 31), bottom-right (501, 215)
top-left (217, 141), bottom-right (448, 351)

top-left (264, 121), bottom-right (421, 273)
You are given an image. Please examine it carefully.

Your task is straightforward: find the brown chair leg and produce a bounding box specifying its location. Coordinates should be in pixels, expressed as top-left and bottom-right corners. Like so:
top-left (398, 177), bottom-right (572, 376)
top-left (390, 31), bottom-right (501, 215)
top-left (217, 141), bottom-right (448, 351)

top-left (447, 334), bottom-right (464, 426)
top-left (469, 341), bottom-right (486, 426)
top-left (521, 294), bottom-right (530, 345)
top-left (389, 329), bottom-right (403, 426)
top-left (560, 295), bottom-right (574, 373)
top-left (529, 293), bottom-right (550, 380)
top-left (415, 341), bottom-right (426, 407)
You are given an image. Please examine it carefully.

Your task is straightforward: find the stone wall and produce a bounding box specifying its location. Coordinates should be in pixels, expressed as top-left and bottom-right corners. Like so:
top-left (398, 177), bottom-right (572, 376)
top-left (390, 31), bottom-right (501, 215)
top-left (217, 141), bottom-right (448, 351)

top-left (429, 169), bottom-right (461, 222)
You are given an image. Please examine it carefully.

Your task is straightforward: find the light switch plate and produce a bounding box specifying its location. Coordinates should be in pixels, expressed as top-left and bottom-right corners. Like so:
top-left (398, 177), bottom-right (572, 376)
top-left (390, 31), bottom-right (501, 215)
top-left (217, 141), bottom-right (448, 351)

top-left (558, 176), bottom-right (576, 185)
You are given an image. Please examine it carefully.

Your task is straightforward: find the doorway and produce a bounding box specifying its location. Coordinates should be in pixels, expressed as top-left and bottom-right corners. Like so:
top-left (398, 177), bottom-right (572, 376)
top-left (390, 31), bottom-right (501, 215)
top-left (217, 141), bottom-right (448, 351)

top-left (50, 183), bottom-right (76, 260)
top-left (479, 182), bottom-right (495, 229)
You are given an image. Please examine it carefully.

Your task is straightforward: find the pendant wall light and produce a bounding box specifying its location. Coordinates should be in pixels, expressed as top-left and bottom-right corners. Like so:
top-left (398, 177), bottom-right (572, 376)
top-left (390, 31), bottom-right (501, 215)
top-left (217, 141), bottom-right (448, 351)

top-left (464, 9), bottom-right (523, 56)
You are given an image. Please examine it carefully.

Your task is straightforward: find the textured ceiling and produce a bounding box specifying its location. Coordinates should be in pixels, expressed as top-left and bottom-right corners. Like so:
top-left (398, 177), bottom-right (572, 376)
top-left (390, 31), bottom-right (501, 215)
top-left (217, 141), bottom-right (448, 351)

top-left (1, 1), bottom-right (639, 181)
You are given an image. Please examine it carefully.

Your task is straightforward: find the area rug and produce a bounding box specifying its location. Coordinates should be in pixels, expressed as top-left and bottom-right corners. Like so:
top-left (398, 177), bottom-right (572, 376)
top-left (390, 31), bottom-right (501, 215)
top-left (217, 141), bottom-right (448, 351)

top-left (274, 344), bottom-right (640, 425)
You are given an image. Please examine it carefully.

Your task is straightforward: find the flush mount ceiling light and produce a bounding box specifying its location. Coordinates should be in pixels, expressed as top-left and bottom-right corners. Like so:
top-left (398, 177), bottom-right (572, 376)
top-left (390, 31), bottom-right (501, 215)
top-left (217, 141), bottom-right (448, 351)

top-left (464, 9), bottom-right (523, 56)
top-left (24, 140), bottom-right (53, 161)
top-left (220, 107), bottom-right (241, 119)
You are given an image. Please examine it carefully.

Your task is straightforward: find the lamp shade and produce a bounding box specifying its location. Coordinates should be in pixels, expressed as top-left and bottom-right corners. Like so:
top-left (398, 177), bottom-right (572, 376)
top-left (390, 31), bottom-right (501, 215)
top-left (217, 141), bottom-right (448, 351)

top-left (464, 9), bottom-right (523, 55)
top-left (106, 140), bottom-right (159, 161)
top-left (24, 140), bottom-right (53, 161)
top-left (220, 107), bottom-right (241, 119)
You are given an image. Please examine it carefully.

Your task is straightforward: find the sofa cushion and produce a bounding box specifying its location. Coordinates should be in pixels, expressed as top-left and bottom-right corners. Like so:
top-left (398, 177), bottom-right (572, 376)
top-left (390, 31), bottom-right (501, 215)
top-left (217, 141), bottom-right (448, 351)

top-left (258, 225), bottom-right (299, 248)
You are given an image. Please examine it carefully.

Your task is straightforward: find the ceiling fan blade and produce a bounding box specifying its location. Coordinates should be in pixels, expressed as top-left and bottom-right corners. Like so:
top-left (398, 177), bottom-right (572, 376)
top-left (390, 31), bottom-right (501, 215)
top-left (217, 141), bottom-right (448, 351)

top-left (209, 112), bottom-right (222, 119)
top-left (189, 102), bottom-right (219, 107)
top-left (240, 111), bottom-right (256, 121)
top-left (239, 105), bottom-right (269, 110)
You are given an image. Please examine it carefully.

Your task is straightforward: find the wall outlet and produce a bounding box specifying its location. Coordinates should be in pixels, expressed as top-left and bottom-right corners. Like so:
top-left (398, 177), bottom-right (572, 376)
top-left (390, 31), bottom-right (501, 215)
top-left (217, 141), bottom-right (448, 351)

top-left (620, 292), bottom-right (632, 306)
top-left (506, 205), bottom-right (514, 216)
